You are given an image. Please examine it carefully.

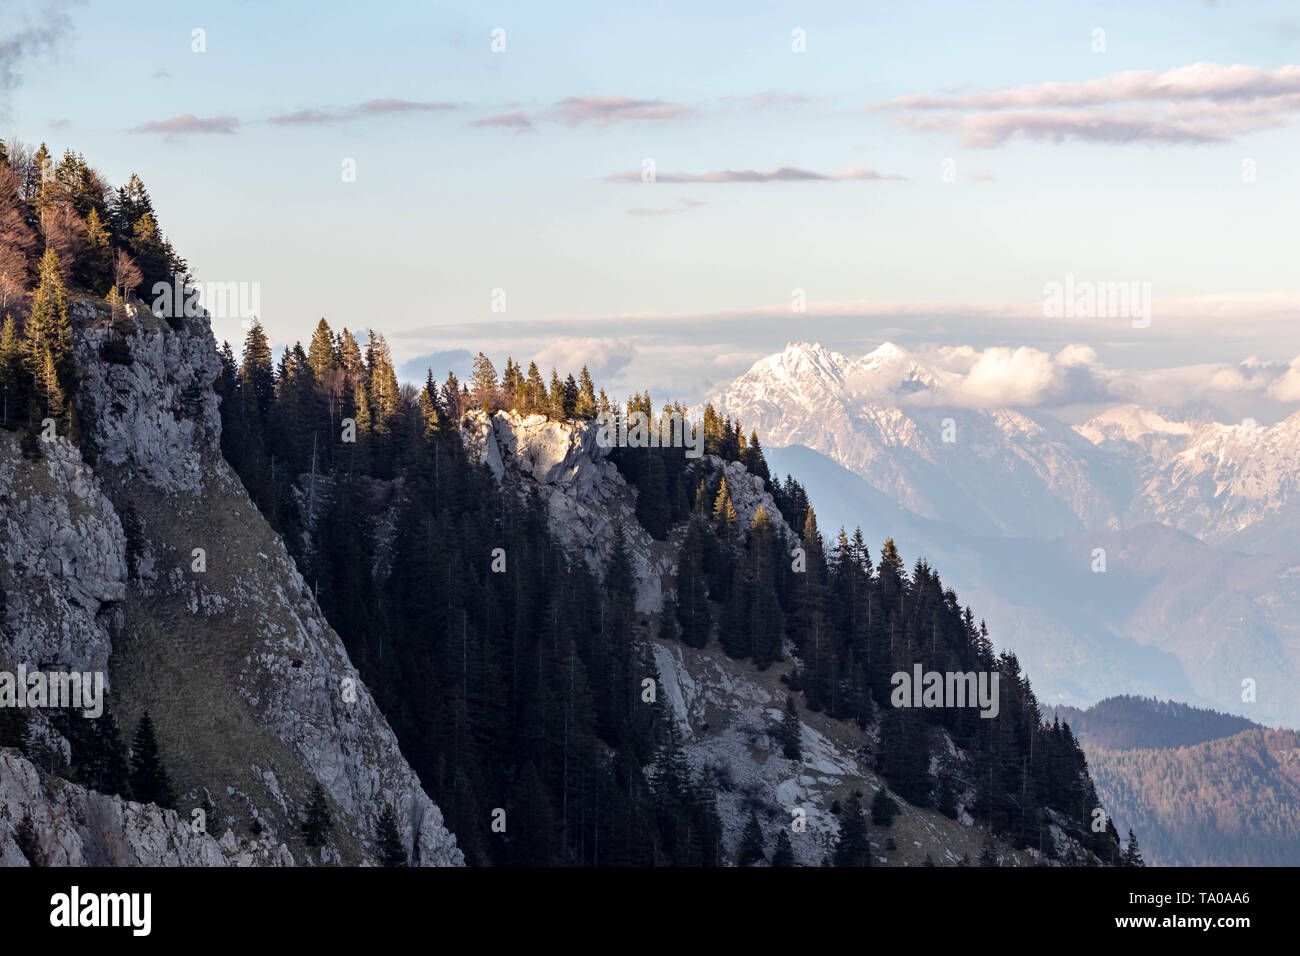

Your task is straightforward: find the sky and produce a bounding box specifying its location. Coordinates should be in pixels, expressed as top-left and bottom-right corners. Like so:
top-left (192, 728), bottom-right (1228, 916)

top-left (3, 0), bottom-right (1299, 421)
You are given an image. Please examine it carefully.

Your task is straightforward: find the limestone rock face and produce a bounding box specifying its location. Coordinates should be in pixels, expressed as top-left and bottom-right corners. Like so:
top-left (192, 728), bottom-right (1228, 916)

top-left (0, 433), bottom-right (125, 679)
top-left (0, 749), bottom-right (291, 866)
top-left (464, 411), bottom-right (797, 614)
top-left (0, 300), bottom-right (461, 867)
top-left (465, 410), bottom-right (670, 612)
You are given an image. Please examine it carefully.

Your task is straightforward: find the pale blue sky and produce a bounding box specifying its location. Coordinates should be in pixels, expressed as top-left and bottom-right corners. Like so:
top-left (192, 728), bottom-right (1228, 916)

top-left (4, 0), bottom-right (1299, 415)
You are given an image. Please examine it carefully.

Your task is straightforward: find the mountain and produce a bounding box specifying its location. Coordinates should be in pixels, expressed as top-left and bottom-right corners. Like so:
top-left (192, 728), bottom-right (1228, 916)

top-left (1, 298), bottom-right (461, 866)
top-left (706, 342), bottom-right (1129, 540)
top-left (1080, 404), bottom-right (1300, 553)
top-left (0, 154), bottom-right (1123, 867)
top-left (1051, 696), bottom-right (1260, 752)
top-left (712, 342), bottom-right (1300, 552)
top-left (1087, 727), bottom-right (1300, 866)
top-left (765, 443), bottom-right (1300, 729)
top-left (1054, 698), bottom-right (1300, 867)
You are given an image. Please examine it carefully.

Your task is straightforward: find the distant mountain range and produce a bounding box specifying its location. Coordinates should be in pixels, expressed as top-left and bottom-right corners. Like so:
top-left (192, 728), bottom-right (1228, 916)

top-left (708, 342), bottom-right (1300, 549)
top-left (710, 343), bottom-right (1300, 729)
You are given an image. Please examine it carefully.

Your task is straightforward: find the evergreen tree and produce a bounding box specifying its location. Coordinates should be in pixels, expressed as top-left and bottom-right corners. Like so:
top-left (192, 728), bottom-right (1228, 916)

top-left (871, 788), bottom-right (900, 827)
top-left (0, 315), bottom-right (26, 426)
top-left (979, 840), bottom-right (1000, 867)
top-left (15, 811), bottom-right (38, 865)
top-left (26, 248), bottom-right (71, 375)
top-left (936, 777), bottom-right (958, 820)
top-left (470, 352), bottom-right (498, 409)
top-left (780, 695), bottom-right (802, 760)
top-left (129, 711), bottom-right (174, 809)
top-left (1124, 828), bottom-right (1144, 867)
top-left (771, 829), bottom-right (795, 867)
top-left (82, 207), bottom-right (113, 292)
top-left (737, 809), bottom-right (766, 865)
top-left (302, 782), bottom-right (332, 848)
top-left (376, 804), bottom-right (408, 866)
top-left (0, 693), bottom-right (29, 753)
top-left (711, 477), bottom-right (736, 533)
top-left (832, 794), bottom-right (871, 867)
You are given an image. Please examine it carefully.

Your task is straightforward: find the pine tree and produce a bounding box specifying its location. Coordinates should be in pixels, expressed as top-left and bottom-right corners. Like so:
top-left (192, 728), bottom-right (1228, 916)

top-left (923, 852), bottom-right (936, 866)
top-left (936, 777), bottom-right (958, 819)
top-left (771, 829), bottom-right (795, 867)
top-left (979, 840), bottom-right (1000, 866)
top-left (302, 782), bottom-right (332, 848)
top-left (737, 809), bottom-right (765, 865)
top-left (1124, 828), bottom-right (1144, 867)
top-left (871, 788), bottom-right (900, 827)
top-left (0, 692), bottom-right (29, 753)
top-left (576, 365), bottom-right (597, 418)
top-left (470, 351), bottom-right (498, 410)
top-left (780, 695), bottom-right (802, 760)
top-left (239, 319), bottom-right (275, 418)
top-left (82, 207), bottom-right (113, 292)
top-left (129, 711), bottom-right (174, 809)
top-left (711, 477), bottom-right (736, 533)
top-left (15, 811), bottom-right (39, 865)
top-left (832, 794), bottom-right (871, 867)
top-left (376, 805), bottom-right (408, 866)
top-left (26, 248), bottom-right (71, 374)
top-left (0, 314), bottom-right (26, 426)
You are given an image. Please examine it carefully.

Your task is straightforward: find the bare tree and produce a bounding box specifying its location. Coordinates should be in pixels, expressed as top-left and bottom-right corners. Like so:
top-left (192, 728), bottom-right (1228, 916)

top-left (0, 242), bottom-right (28, 310)
top-left (114, 248), bottom-right (143, 300)
top-left (40, 206), bottom-right (87, 275)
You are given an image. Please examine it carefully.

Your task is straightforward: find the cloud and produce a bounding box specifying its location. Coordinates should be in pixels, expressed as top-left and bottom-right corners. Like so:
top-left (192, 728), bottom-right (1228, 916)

top-left (268, 109), bottom-right (335, 126)
top-left (0, 0), bottom-right (77, 105)
top-left (130, 114), bottom-right (239, 135)
top-left (876, 62), bottom-right (1300, 147)
top-left (969, 169), bottom-right (995, 182)
top-left (532, 337), bottom-right (637, 379)
top-left (1269, 354), bottom-right (1300, 401)
top-left (904, 345), bottom-right (1121, 408)
top-left (269, 99), bottom-right (456, 126)
top-left (469, 110), bottom-right (532, 131)
top-left (550, 96), bottom-right (692, 125)
top-left (606, 165), bottom-right (905, 183)
top-left (397, 348), bottom-right (474, 384)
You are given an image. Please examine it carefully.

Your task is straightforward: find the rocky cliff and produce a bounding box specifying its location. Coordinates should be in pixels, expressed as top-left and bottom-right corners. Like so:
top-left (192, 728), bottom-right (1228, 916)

top-left (466, 410), bottom-right (1105, 865)
top-left (0, 299), bottom-right (461, 866)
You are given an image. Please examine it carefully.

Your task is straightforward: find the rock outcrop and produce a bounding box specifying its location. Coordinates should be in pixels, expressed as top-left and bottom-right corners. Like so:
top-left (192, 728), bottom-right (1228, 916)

top-left (464, 410), bottom-right (796, 613)
top-left (0, 300), bottom-right (461, 866)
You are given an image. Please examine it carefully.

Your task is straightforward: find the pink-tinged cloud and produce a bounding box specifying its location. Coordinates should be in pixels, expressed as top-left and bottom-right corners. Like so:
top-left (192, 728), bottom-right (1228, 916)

top-left (269, 100), bottom-right (456, 125)
top-left (355, 98), bottom-right (456, 115)
top-left (268, 108), bottom-right (336, 126)
top-left (130, 114), bottom-right (239, 135)
top-left (606, 165), bottom-right (905, 183)
top-left (551, 96), bottom-right (692, 125)
top-left (470, 110), bottom-right (533, 130)
top-left (875, 63), bottom-right (1300, 111)
top-left (877, 62), bottom-right (1300, 147)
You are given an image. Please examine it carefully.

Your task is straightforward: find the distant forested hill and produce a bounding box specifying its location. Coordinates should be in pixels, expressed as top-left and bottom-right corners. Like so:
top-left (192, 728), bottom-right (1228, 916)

top-left (1052, 695), bottom-right (1259, 751)
top-left (1087, 728), bottom-right (1300, 866)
